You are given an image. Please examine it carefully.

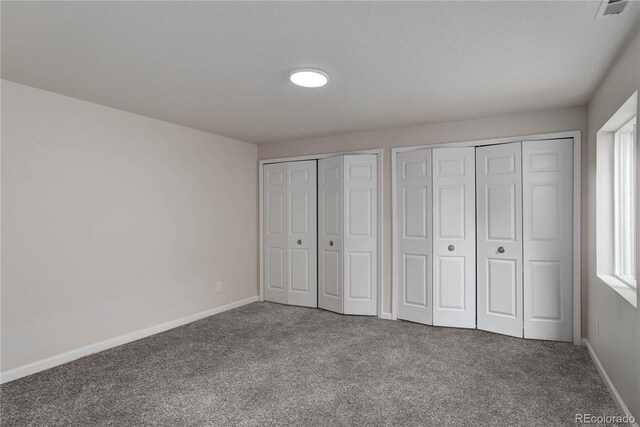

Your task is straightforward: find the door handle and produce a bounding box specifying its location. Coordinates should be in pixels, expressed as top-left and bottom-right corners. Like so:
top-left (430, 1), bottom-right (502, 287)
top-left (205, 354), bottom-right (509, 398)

top-left (497, 246), bottom-right (505, 254)
top-left (329, 240), bottom-right (334, 247)
top-left (448, 245), bottom-right (455, 252)
top-left (297, 239), bottom-right (302, 245)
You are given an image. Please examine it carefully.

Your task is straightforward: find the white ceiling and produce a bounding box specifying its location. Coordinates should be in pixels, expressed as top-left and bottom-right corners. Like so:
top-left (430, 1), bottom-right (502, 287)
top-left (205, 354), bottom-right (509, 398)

top-left (2, 1), bottom-right (639, 144)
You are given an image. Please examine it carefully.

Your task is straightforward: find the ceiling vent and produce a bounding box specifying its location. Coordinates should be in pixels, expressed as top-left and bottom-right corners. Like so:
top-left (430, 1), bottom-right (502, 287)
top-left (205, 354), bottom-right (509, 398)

top-left (595, 0), bottom-right (629, 19)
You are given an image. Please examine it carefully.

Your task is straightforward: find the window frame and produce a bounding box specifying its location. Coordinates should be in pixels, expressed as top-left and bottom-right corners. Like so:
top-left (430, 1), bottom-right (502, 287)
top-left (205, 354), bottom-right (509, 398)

top-left (613, 117), bottom-right (637, 288)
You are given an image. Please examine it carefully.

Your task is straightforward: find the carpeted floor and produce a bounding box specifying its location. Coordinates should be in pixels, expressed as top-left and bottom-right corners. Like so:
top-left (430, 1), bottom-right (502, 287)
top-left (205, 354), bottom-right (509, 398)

top-left (1, 302), bottom-right (620, 426)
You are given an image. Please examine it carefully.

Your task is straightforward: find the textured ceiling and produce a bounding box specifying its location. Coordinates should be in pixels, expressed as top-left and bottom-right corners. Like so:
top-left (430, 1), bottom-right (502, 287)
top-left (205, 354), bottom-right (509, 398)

top-left (2, 1), bottom-right (639, 144)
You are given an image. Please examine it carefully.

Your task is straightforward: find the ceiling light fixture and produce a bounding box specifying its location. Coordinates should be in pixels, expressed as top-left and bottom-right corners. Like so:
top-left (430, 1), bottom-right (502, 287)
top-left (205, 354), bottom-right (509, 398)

top-left (289, 68), bottom-right (328, 88)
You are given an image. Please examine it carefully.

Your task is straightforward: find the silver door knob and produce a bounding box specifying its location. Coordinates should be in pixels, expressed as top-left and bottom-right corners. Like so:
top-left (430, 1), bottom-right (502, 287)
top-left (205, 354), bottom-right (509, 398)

top-left (497, 246), bottom-right (505, 254)
top-left (329, 240), bottom-right (334, 247)
top-left (297, 239), bottom-right (302, 245)
top-left (448, 245), bottom-right (455, 252)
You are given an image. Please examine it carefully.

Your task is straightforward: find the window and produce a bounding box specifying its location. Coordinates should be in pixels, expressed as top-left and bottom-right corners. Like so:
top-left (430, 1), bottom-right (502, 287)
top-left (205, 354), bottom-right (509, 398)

top-left (614, 117), bottom-right (636, 287)
top-left (596, 93), bottom-right (637, 306)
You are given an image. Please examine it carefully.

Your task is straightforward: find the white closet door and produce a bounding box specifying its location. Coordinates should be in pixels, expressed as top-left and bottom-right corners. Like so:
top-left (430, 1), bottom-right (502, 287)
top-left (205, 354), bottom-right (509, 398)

top-left (523, 139), bottom-right (573, 341)
top-left (264, 163), bottom-right (287, 304)
top-left (318, 156), bottom-right (344, 313)
top-left (343, 155), bottom-right (378, 315)
top-left (476, 142), bottom-right (523, 338)
top-left (432, 147), bottom-right (476, 328)
top-left (397, 149), bottom-right (433, 325)
top-left (287, 161), bottom-right (318, 307)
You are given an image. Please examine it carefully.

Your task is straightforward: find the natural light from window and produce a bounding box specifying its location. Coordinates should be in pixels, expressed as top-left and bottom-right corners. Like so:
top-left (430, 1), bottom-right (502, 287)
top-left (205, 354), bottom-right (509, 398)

top-left (596, 92), bottom-right (637, 307)
top-left (614, 118), bottom-right (636, 288)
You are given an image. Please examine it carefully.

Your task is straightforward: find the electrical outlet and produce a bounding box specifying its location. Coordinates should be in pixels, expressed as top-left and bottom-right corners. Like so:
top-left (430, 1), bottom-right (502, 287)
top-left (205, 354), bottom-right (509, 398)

top-left (216, 281), bottom-right (222, 292)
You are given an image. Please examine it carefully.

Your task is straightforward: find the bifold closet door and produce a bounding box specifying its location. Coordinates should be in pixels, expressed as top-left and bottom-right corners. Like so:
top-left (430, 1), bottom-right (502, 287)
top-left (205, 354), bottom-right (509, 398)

top-left (318, 156), bottom-right (343, 313)
top-left (318, 155), bottom-right (378, 315)
top-left (263, 160), bottom-right (317, 307)
top-left (476, 142), bottom-right (523, 338)
top-left (286, 161), bottom-right (318, 307)
top-left (432, 147), bottom-right (476, 328)
top-left (397, 149), bottom-right (433, 325)
top-left (264, 163), bottom-right (287, 304)
top-left (522, 139), bottom-right (573, 341)
top-left (343, 155), bottom-right (378, 315)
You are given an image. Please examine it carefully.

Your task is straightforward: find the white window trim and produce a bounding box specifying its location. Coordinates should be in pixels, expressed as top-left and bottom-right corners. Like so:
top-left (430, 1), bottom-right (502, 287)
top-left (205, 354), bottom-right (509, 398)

top-left (613, 117), bottom-right (636, 289)
top-left (597, 275), bottom-right (637, 307)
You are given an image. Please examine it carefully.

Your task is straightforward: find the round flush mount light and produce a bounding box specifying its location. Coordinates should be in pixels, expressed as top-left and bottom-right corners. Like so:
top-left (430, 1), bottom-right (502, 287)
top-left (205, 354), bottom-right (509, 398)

top-left (289, 68), bottom-right (328, 88)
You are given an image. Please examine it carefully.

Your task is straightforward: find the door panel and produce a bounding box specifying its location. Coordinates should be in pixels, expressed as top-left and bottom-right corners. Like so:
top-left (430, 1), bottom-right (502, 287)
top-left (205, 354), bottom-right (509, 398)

top-left (348, 252), bottom-right (372, 299)
top-left (487, 258), bottom-right (517, 317)
top-left (289, 192), bottom-right (309, 234)
top-left (286, 161), bottom-right (317, 307)
top-left (529, 261), bottom-right (561, 319)
top-left (266, 247), bottom-right (285, 289)
top-left (264, 163), bottom-right (287, 304)
top-left (290, 248), bottom-right (310, 291)
top-left (397, 149), bottom-right (433, 325)
top-left (437, 186), bottom-right (465, 238)
top-left (404, 187), bottom-right (428, 238)
top-left (404, 254), bottom-right (428, 306)
top-left (348, 189), bottom-right (372, 236)
top-left (318, 157), bottom-right (343, 313)
top-left (343, 155), bottom-right (377, 315)
top-left (477, 143), bottom-right (523, 338)
top-left (322, 250), bottom-right (340, 296)
top-left (437, 257), bottom-right (465, 309)
top-left (432, 147), bottom-right (476, 328)
top-left (523, 139), bottom-right (573, 341)
top-left (486, 184), bottom-right (517, 241)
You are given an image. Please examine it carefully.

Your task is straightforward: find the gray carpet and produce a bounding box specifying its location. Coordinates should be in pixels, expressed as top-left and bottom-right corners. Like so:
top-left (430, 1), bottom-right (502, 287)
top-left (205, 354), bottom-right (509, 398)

top-left (1, 302), bottom-right (620, 426)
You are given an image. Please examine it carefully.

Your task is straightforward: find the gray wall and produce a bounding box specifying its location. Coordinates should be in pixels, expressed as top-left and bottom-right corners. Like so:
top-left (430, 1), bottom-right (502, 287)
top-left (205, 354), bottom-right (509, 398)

top-left (259, 106), bottom-right (588, 320)
top-left (1, 80), bottom-right (259, 373)
top-left (586, 28), bottom-right (640, 418)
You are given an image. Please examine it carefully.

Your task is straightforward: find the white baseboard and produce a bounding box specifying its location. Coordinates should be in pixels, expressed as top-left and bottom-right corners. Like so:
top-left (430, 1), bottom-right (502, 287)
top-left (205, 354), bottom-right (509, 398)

top-left (380, 312), bottom-right (394, 320)
top-left (0, 295), bottom-right (259, 384)
top-left (582, 339), bottom-right (638, 427)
